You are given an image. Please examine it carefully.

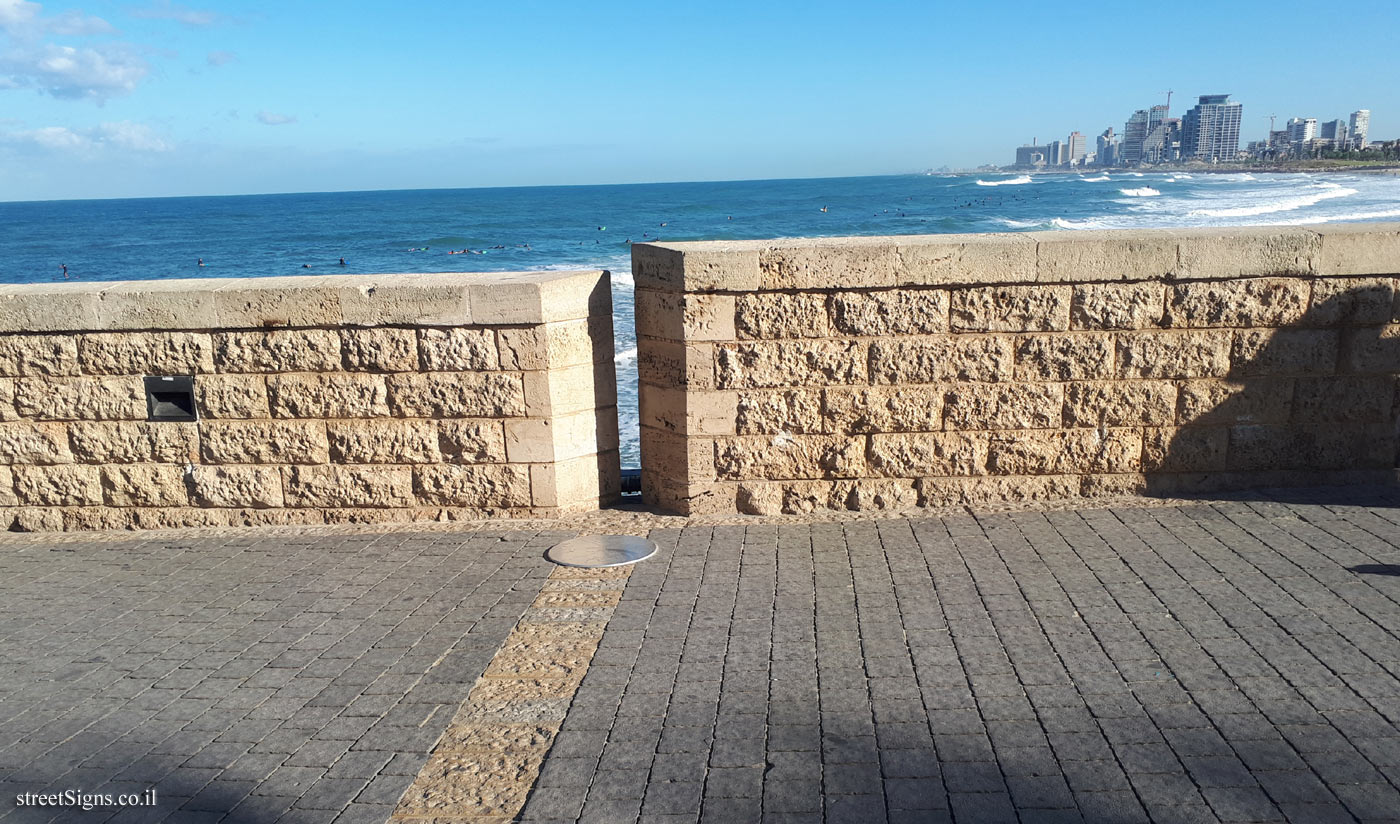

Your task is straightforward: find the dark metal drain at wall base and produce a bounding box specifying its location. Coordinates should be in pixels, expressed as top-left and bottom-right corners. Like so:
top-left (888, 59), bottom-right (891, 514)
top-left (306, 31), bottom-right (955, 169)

top-left (620, 468), bottom-right (642, 496)
top-left (546, 535), bottom-right (657, 568)
top-left (145, 376), bottom-right (197, 422)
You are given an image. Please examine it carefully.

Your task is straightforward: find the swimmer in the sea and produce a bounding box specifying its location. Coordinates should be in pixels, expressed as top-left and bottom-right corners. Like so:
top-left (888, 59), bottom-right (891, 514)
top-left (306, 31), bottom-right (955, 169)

top-left (339, 258), bottom-right (346, 266)
top-left (302, 264), bottom-right (311, 269)
top-left (61, 263), bottom-right (68, 279)
top-left (197, 258), bottom-right (205, 267)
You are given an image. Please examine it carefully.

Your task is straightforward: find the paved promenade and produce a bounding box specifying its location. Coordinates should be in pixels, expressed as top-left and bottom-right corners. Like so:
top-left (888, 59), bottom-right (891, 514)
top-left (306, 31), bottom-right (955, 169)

top-left (2, 488), bottom-right (1400, 823)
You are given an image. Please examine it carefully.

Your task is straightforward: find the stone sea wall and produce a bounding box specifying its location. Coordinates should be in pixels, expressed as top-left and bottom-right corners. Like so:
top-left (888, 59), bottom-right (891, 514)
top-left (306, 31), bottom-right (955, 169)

top-left (0, 271), bottom-right (619, 531)
top-left (633, 224), bottom-right (1400, 515)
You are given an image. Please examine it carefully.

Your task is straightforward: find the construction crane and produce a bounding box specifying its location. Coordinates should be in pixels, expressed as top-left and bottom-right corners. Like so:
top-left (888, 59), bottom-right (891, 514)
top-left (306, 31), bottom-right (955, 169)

top-left (1160, 89), bottom-right (1174, 112)
top-left (1268, 114), bottom-right (1277, 132)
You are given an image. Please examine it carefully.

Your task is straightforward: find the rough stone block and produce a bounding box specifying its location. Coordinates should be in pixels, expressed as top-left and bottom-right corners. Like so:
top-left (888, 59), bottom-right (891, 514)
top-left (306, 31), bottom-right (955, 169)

top-left (1176, 379), bottom-right (1293, 425)
top-left (68, 421), bottom-right (198, 464)
top-left (715, 340), bottom-right (866, 389)
top-left (0, 379), bottom-right (16, 421)
top-left (734, 293), bottom-right (828, 339)
top-left (834, 478), bottom-right (919, 511)
top-left (1167, 279), bottom-right (1309, 328)
top-left (829, 289), bottom-right (949, 337)
top-left (1291, 376), bottom-right (1392, 423)
top-left (1174, 227), bottom-right (1320, 279)
top-left (867, 432), bottom-right (986, 477)
top-left (1313, 222), bottom-right (1400, 276)
top-left (637, 290), bottom-right (736, 341)
top-left (944, 383), bottom-right (1063, 430)
top-left (1307, 277), bottom-right (1395, 326)
top-left (637, 340), bottom-right (714, 390)
top-left (0, 283), bottom-right (100, 334)
top-left (200, 420), bottom-right (329, 464)
top-left (917, 475), bottom-right (1080, 506)
top-left (95, 279), bottom-right (218, 331)
top-left (8, 506), bottom-right (65, 532)
top-left (895, 234), bottom-right (1038, 285)
top-left (632, 242), bottom-right (762, 292)
top-left (266, 373), bottom-right (390, 418)
top-left (328, 420), bottom-right (441, 463)
top-left (1063, 381), bottom-right (1177, 427)
top-left (0, 422), bottom-right (73, 464)
top-left (195, 374), bottom-right (269, 419)
top-left (641, 426), bottom-right (715, 484)
top-left (986, 429), bottom-right (1142, 475)
top-left (869, 336), bottom-right (1012, 384)
top-left (213, 330), bottom-right (341, 373)
top-left (438, 420), bottom-right (507, 462)
top-left (213, 276), bottom-right (345, 327)
top-left (1032, 230), bottom-right (1179, 283)
top-left (640, 385), bottom-right (733, 437)
top-left (1231, 329), bottom-right (1338, 376)
top-left (498, 317), bottom-right (610, 370)
top-left (285, 465), bottom-right (413, 508)
top-left (713, 434), bottom-right (863, 480)
top-left (77, 332), bottom-right (214, 375)
top-left (1341, 325), bottom-right (1400, 374)
top-left (734, 389), bottom-right (824, 435)
top-left (0, 468), bottom-right (14, 506)
top-left (523, 361), bottom-right (615, 417)
top-left (822, 386), bottom-right (944, 434)
top-left (61, 507), bottom-right (134, 532)
top-left (337, 272), bottom-right (472, 327)
top-left (1014, 334), bottom-right (1114, 381)
top-left (0, 335), bottom-right (80, 377)
top-left (13, 465), bottom-right (102, 506)
top-left (1071, 283), bottom-right (1167, 330)
top-left (418, 328), bottom-right (499, 371)
top-left (414, 464), bottom-right (531, 507)
top-left (1142, 427), bottom-right (1228, 472)
top-left (386, 372), bottom-right (526, 418)
top-left (339, 328), bottom-right (419, 372)
top-left (1080, 473), bottom-right (1148, 498)
top-left (189, 465), bottom-right (285, 508)
top-left (735, 480), bottom-right (839, 515)
top-left (1225, 424), bottom-right (1390, 471)
top-left (760, 239), bottom-right (898, 290)
top-left (950, 286), bottom-right (1071, 332)
top-left (644, 475), bottom-right (731, 515)
top-left (1115, 331), bottom-right (1232, 379)
top-left (14, 377), bottom-right (145, 421)
top-left (100, 464), bottom-right (189, 507)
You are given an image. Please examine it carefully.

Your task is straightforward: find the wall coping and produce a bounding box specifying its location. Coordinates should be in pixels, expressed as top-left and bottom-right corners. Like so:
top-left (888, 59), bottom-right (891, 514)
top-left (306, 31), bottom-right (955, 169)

top-left (632, 222), bottom-right (1400, 292)
top-left (0, 269), bottom-right (611, 333)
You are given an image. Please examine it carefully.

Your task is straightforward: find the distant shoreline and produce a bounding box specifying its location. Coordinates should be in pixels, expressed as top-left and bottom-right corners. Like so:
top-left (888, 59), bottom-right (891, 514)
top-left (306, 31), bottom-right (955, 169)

top-left (986, 163), bottom-right (1400, 177)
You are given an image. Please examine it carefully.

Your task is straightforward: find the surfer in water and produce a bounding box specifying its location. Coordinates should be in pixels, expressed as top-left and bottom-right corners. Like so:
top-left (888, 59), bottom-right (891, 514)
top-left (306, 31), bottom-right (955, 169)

top-left (197, 258), bottom-right (205, 267)
top-left (61, 263), bottom-right (69, 279)
top-left (339, 258), bottom-right (346, 266)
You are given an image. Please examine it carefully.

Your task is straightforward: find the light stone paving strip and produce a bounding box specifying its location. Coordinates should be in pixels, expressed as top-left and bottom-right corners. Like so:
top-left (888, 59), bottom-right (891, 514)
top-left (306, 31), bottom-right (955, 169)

top-left (391, 565), bottom-right (631, 822)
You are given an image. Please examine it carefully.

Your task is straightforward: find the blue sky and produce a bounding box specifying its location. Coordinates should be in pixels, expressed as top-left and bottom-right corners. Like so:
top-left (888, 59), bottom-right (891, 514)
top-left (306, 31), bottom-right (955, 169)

top-left (1, 0), bottom-right (1397, 201)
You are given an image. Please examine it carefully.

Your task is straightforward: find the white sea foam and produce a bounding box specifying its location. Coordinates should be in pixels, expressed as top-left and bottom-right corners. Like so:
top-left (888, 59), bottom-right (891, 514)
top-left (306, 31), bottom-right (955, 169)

top-left (1175, 173), bottom-right (1194, 179)
top-left (1128, 172), bottom-right (1145, 177)
top-left (1078, 175), bottom-right (1111, 182)
top-left (996, 218), bottom-right (1043, 228)
top-left (1188, 184), bottom-right (1357, 217)
top-left (1254, 206), bottom-right (1400, 226)
top-left (1119, 187), bottom-right (1161, 197)
top-left (1051, 216), bottom-right (1114, 230)
top-left (614, 347), bottom-right (638, 364)
top-left (976, 175), bottom-right (1032, 187)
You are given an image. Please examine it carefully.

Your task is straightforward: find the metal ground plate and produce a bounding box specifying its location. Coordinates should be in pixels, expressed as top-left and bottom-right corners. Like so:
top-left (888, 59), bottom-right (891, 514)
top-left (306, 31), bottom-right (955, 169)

top-left (545, 534), bottom-right (658, 568)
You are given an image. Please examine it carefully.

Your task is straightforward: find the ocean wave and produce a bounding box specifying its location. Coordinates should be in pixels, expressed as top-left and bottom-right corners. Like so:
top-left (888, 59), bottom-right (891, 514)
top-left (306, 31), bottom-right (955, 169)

top-left (614, 347), bottom-right (638, 364)
top-left (1078, 175), bottom-right (1111, 182)
top-left (1175, 173), bottom-right (1194, 179)
top-left (996, 218), bottom-right (1044, 228)
top-left (1051, 217), bottom-right (1111, 230)
top-left (977, 175), bottom-right (1032, 187)
top-left (1257, 206), bottom-right (1400, 226)
top-left (1128, 172), bottom-right (1144, 177)
top-left (1120, 187), bottom-right (1161, 197)
top-left (1188, 184), bottom-right (1357, 217)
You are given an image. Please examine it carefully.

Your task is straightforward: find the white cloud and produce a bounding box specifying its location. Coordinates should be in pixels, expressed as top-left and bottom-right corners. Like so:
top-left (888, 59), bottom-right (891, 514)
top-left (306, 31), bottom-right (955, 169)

top-left (256, 111), bottom-right (295, 126)
top-left (128, 0), bottom-right (224, 28)
top-left (1, 120), bottom-right (171, 153)
top-left (205, 49), bottom-right (234, 66)
top-left (0, 0), bottom-right (41, 31)
top-left (0, 1), bottom-right (143, 101)
top-left (45, 9), bottom-right (115, 36)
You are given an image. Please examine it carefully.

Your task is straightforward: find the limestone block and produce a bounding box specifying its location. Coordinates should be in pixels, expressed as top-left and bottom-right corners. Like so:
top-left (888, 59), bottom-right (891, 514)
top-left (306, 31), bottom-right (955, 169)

top-left (213, 330), bottom-right (341, 374)
top-left (224, 508), bottom-right (326, 527)
top-left (1063, 381), bottom-right (1177, 428)
top-left (61, 507), bottom-right (134, 532)
top-left (337, 272), bottom-right (473, 327)
top-left (386, 372), bottom-right (526, 418)
top-left (1176, 379), bottom-right (1293, 426)
top-left (1312, 222), bottom-right (1400, 276)
top-left (505, 410), bottom-right (612, 463)
top-left (13, 465), bottom-right (102, 506)
top-left (759, 239), bottom-right (899, 290)
top-left (869, 336), bottom-right (1012, 384)
top-left (1173, 227), bottom-right (1319, 279)
top-left (735, 480), bottom-right (839, 515)
top-left (636, 340), bottom-right (714, 390)
top-left (0, 379), bottom-right (16, 421)
top-left (69, 421), bottom-right (198, 463)
top-left (637, 290), bottom-right (736, 341)
top-left (985, 429), bottom-right (1142, 475)
top-left (9, 507), bottom-right (65, 532)
top-left (1013, 334), bottom-right (1114, 381)
top-left (200, 420), bottom-right (329, 464)
top-left (195, 375), bottom-right (269, 419)
top-left (14, 377), bottom-right (145, 421)
top-left (328, 420), bottom-right (441, 463)
top-left (1224, 424), bottom-right (1383, 471)
top-left (530, 452), bottom-right (620, 509)
top-left (734, 389), bottom-right (824, 435)
top-left (641, 426), bottom-right (715, 484)
top-left (0, 334), bottom-right (80, 377)
top-left (100, 465), bottom-right (189, 507)
top-left (829, 289), bottom-right (949, 337)
top-left (821, 386), bottom-right (944, 434)
top-left (438, 420), bottom-right (508, 462)
top-left (532, 268), bottom-right (612, 324)
top-left (1307, 277), bottom-right (1395, 326)
top-left (1167, 279), bottom-right (1309, 328)
top-left (644, 475), bottom-right (732, 515)
top-left (1142, 427), bottom-right (1228, 472)
top-left (734, 293), bottom-right (828, 339)
top-left (866, 432), bottom-right (986, 478)
top-left (632, 242), bottom-right (762, 292)
top-left (917, 475), bottom-right (1080, 507)
top-left (94, 279), bottom-right (219, 331)
top-left (0, 468), bottom-right (14, 506)
top-left (895, 234), bottom-right (1038, 285)
top-left (498, 317), bottom-right (610, 370)
top-left (285, 465), bottom-right (413, 508)
top-left (0, 422), bottom-right (73, 464)
top-left (640, 384), bottom-right (734, 436)
top-left (418, 328), bottom-right (499, 371)
top-left (523, 361), bottom-right (615, 417)
top-left (715, 341), bottom-right (865, 389)
top-left (339, 328), bottom-right (418, 372)
top-left (1341, 325), bottom-right (1400, 374)
top-left (944, 383), bottom-right (1063, 430)
top-left (1031, 229), bottom-right (1179, 283)
top-left (213, 276), bottom-right (345, 327)
top-left (735, 481), bottom-right (782, 515)
top-left (950, 286), bottom-right (1071, 333)
top-left (266, 373), bottom-right (390, 418)
top-left (713, 434), bottom-right (863, 481)
top-left (77, 332), bottom-right (214, 376)
top-left (1114, 331), bottom-right (1232, 379)
top-left (1291, 376), bottom-right (1392, 423)
top-left (189, 465), bottom-right (285, 508)
top-left (1231, 329), bottom-right (1338, 376)
top-left (1071, 283), bottom-right (1166, 330)
top-left (832, 478), bottom-right (918, 511)
top-left (0, 283), bottom-right (100, 334)
top-left (1080, 474), bottom-right (1148, 498)
top-left (414, 464), bottom-right (531, 507)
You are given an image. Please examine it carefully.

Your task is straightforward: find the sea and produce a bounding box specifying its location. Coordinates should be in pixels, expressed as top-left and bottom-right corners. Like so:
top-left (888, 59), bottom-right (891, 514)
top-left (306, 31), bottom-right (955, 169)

top-left (3, 170), bottom-right (1399, 468)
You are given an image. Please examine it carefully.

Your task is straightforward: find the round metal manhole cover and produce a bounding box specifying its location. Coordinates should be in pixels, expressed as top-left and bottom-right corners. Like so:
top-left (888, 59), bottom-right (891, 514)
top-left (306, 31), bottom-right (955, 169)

top-left (546, 535), bottom-right (658, 568)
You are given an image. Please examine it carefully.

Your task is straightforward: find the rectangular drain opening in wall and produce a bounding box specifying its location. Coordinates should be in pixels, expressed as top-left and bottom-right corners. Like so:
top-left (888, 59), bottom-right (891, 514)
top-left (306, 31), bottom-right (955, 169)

top-left (144, 375), bottom-right (197, 422)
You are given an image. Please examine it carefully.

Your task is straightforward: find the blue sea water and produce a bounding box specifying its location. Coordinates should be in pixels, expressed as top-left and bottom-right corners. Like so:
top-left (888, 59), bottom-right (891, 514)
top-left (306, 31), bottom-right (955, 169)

top-left (3, 171), bottom-right (1399, 468)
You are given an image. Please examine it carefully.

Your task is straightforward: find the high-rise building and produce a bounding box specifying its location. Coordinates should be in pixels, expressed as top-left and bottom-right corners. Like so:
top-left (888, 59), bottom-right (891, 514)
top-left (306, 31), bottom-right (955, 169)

top-left (1350, 109), bottom-right (1370, 149)
top-left (1320, 119), bottom-right (1349, 149)
top-left (1096, 128), bottom-right (1118, 167)
top-left (1122, 110), bottom-right (1149, 165)
top-left (1287, 117), bottom-right (1317, 150)
top-left (1180, 94), bottom-right (1243, 162)
top-left (1067, 131), bottom-right (1087, 165)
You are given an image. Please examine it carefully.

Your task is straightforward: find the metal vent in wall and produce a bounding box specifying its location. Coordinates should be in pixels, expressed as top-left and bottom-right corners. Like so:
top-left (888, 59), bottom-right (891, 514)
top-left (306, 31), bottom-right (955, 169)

top-left (144, 376), bottom-right (197, 422)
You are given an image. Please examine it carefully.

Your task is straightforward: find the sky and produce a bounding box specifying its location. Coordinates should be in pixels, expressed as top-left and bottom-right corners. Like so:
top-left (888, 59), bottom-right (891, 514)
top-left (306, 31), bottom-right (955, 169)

top-left (1, 0), bottom-right (1397, 201)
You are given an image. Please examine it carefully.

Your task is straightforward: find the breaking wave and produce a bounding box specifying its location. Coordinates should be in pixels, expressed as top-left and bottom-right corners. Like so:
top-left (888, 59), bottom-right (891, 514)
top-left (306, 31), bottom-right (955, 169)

top-left (1188, 184), bottom-right (1357, 217)
top-left (1051, 217), bottom-right (1109, 229)
top-left (1079, 175), bottom-right (1111, 182)
top-left (977, 175), bottom-right (1032, 187)
top-left (1120, 187), bottom-right (1161, 197)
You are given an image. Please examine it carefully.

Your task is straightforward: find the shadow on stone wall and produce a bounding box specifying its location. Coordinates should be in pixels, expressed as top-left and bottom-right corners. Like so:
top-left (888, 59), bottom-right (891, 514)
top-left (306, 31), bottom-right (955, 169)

top-left (1144, 283), bottom-right (1398, 504)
